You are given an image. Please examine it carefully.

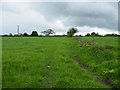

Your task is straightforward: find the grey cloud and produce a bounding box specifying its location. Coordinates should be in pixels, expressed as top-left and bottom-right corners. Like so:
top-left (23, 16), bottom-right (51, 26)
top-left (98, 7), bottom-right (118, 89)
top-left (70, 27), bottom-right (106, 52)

top-left (30, 2), bottom-right (68, 21)
top-left (2, 2), bottom-right (31, 13)
top-left (66, 2), bottom-right (118, 30)
top-left (31, 2), bottom-right (118, 30)
top-left (2, 2), bottom-right (118, 34)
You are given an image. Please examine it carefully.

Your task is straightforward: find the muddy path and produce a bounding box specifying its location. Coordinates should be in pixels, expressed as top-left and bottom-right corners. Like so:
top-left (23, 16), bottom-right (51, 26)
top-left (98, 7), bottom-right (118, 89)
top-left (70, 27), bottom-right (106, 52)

top-left (71, 55), bottom-right (118, 89)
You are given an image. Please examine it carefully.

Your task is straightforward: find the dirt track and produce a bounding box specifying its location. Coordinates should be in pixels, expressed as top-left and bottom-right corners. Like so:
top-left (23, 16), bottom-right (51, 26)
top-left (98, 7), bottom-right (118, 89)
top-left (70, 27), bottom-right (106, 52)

top-left (71, 55), bottom-right (118, 89)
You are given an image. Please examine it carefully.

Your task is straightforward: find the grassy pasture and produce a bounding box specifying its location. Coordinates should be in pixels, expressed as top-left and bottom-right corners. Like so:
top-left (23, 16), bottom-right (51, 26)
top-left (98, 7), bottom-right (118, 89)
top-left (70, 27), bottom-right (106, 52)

top-left (2, 37), bottom-right (119, 88)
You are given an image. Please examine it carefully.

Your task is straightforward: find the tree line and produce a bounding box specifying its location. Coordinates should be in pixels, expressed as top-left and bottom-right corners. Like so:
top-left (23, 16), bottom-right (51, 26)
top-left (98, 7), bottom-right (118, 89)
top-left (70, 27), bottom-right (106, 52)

top-left (1, 28), bottom-right (119, 37)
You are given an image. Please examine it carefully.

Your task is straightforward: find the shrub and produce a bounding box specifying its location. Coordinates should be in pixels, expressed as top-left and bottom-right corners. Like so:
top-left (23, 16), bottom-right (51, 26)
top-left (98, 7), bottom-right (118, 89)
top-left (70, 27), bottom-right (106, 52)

top-left (31, 31), bottom-right (38, 36)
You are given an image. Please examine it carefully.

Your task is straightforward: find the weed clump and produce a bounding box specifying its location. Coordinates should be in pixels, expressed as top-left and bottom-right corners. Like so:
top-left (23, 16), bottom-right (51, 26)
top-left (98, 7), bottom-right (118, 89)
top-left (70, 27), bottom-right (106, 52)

top-left (88, 46), bottom-right (115, 63)
top-left (77, 37), bottom-right (115, 63)
top-left (103, 45), bottom-right (115, 50)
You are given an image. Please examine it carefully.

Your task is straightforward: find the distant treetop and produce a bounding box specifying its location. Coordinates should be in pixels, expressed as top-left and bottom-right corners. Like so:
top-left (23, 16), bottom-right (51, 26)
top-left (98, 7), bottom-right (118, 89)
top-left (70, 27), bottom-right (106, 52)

top-left (41, 29), bottom-right (55, 36)
top-left (31, 31), bottom-right (38, 36)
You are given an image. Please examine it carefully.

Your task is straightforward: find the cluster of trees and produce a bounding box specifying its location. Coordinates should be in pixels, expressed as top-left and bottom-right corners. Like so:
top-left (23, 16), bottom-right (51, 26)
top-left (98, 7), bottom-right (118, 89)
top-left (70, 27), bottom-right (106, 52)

top-left (1, 28), bottom-right (119, 37)
top-left (30, 29), bottom-right (55, 36)
top-left (85, 32), bottom-right (102, 37)
top-left (104, 33), bottom-right (118, 37)
top-left (2, 29), bottom-right (55, 37)
top-left (85, 32), bottom-right (119, 37)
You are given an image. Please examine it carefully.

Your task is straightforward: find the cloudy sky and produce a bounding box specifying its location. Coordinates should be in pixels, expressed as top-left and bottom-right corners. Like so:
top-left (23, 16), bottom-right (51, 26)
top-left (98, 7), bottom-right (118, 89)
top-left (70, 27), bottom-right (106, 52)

top-left (1, 0), bottom-right (119, 35)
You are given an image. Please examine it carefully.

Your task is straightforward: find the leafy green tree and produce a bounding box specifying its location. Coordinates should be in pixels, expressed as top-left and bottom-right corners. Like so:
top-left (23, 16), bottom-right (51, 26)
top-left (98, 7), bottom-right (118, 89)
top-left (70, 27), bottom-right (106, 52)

top-left (67, 27), bottom-right (78, 37)
top-left (41, 29), bottom-right (55, 36)
top-left (31, 31), bottom-right (38, 36)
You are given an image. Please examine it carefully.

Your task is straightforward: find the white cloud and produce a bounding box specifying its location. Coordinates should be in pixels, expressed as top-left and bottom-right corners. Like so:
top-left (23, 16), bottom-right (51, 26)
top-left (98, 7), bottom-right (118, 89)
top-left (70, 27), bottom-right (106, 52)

top-left (75, 26), bottom-right (118, 36)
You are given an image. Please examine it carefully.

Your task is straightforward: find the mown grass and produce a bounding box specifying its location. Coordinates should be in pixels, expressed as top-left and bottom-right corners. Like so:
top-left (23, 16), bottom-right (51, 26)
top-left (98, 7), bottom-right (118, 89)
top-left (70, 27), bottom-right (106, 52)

top-left (2, 37), bottom-right (118, 88)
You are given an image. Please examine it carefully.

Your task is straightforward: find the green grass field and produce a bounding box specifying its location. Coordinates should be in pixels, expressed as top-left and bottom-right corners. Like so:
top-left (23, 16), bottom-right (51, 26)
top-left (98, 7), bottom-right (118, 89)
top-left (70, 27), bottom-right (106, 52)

top-left (2, 37), bottom-right (119, 88)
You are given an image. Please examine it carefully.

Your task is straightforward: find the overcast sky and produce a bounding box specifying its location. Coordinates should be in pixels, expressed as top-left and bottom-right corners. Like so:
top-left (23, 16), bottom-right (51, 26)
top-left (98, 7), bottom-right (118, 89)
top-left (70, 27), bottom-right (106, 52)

top-left (1, 0), bottom-right (119, 35)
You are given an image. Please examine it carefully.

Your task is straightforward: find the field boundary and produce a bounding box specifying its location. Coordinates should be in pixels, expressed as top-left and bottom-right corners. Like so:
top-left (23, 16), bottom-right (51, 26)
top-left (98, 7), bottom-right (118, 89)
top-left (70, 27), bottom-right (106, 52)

top-left (71, 55), bottom-right (118, 89)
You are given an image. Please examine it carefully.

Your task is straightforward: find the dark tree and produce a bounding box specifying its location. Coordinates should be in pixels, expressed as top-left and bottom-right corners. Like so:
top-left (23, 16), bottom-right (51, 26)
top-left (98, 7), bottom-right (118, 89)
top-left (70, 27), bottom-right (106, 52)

top-left (31, 31), bottom-right (38, 36)
top-left (9, 33), bottom-right (13, 36)
top-left (67, 27), bottom-right (78, 37)
top-left (41, 29), bottom-right (55, 36)
top-left (91, 32), bottom-right (96, 36)
top-left (85, 33), bottom-right (91, 36)
top-left (23, 32), bottom-right (28, 36)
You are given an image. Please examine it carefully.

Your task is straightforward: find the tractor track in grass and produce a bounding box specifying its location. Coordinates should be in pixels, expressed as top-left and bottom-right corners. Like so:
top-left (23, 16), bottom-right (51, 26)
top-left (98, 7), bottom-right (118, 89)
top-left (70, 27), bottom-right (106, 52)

top-left (71, 55), bottom-right (118, 89)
